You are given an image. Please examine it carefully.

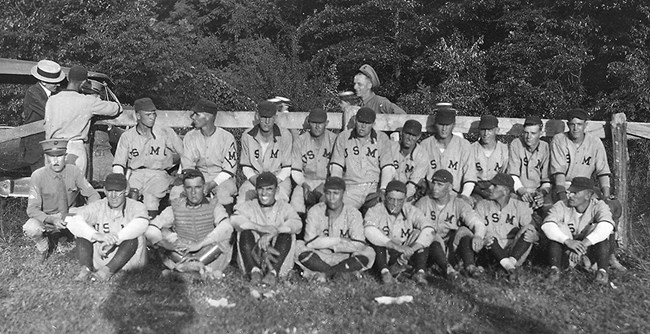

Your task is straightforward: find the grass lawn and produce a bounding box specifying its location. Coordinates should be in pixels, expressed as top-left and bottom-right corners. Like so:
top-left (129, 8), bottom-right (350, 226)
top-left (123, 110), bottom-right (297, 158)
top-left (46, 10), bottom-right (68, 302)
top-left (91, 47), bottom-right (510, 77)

top-left (1, 198), bottom-right (649, 334)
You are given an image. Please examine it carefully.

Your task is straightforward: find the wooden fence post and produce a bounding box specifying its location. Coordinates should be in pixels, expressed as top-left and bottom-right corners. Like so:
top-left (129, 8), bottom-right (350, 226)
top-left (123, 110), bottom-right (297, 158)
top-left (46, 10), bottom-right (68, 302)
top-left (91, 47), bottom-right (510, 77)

top-left (611, 112), bottom-right (630, 248)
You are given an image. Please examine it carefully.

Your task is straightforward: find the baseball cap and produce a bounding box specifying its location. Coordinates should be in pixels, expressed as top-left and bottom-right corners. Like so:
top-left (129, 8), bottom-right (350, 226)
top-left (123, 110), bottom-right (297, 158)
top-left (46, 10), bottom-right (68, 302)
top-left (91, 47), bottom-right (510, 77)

top-left (385, 180), bottom-right (407, 194)
top-left (308, 108), bottom-right (327, 123)
top-left (104, 173), bottom-right (128, 191)
top-left (181, 168), bottom-right (205, 181)
top-left (568, 177), bottom-right (595, 193)
top-left (489, 173), bottom-right (514, 190)
top-left (402, 120), bottom-right (422, 136)
top-left (134, 97), bottom-right (156, 112)
top-left (324, 177), bottom-right (346, 191)
top-left (192, 98), bottom-right (219, 115)
top-left (524, 116), bottom-right (543, 127)
top-left (256, 172), bottom-right (277, 188)
top-left (40, 139), bottom-right (68, 156)
top-left (479, 115), bottom-right (498, 129)
top-left (432, 169), bottom-right (453, 184)
top-left (356, 107), bottom-right (376, 123)
top-left (567, 108), bottom-right (589, 121)
top-left (435, 109), bottom-right (456, 125)
top-left (68, 65), bottom-right (88, 82)
top-left (358, 64), bottom-right (380, 87)
top-left (258, 101), bottom-right (277, 118)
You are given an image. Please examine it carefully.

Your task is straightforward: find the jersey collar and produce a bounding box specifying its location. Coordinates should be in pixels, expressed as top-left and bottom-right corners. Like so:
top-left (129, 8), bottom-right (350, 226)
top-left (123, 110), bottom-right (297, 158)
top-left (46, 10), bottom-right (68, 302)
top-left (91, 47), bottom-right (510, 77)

top-left (248, 124), bottom-right (282, 142)
top-left (348, 128), bottom-right (377, 143)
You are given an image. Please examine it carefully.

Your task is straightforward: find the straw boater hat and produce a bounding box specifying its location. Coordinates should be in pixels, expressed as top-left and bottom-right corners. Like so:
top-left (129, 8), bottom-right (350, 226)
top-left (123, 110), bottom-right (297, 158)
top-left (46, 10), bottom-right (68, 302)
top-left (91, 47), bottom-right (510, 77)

top-left (30, 60), bottom-right (65, 83)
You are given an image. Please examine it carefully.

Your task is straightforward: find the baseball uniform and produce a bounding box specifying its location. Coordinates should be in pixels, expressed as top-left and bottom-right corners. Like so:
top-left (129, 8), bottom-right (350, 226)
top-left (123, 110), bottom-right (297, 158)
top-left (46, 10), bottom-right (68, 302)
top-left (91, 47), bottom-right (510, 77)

top-left (329, 129), bottom-right (395, 209)
top-left (45, 89), bottom-right (120, 175)
top-left (172, 127), bottom-right (238, 205)
top-left (239, 124), bottom-right (293, 202)
top-left (472, 141), bottom-right (508, 181)
top-left (549, 132), bottom-right (611, 187)
top-left (230, 199), bottom-right (302, 277)
top-left (475, 197), bottom-right (534, 247)
top-left (389, 141), bottom-right (428, 195)
top-left (66, 198), bottom-right (149, 271)
top-left (290, 130), bottom-right (336, 213)
top-left (113, 125), bottom-right (183, 211)
top-left (508, 138), bottom-right (550, 191)
top-left (364, 202), bottom-right (435, 247)
top-left (420, 135), bottom-right (477, 194)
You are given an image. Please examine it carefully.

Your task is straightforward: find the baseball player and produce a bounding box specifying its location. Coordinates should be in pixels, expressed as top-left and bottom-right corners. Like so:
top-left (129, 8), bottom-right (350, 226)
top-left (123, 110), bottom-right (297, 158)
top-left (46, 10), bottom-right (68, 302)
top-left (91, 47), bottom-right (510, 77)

top-left (146, 169), bottom-right (233, 279)
top-left (295, 177), bottom-right (375, 282)
top-left (389, 119), bottom-right (429, 202)
top-left (290, 108), bottom-right (337, 215)
top-left (171, 98), bottom-right (238, 211)
top-left (507, 116), bottom-right (552, 211)
top-left (45, 65), bottom-right (121, 175)
top-left (420, 104), bottom-right (477, 205)
top-left (239, 101), bottom-right (293, 202)
top-left (364, 180), bottom-right (435, 285)
top-left (540, 177), bottom-right (614, 285)
top-left (66, 173), bottom-right (149, 281)
top-left (329, 107), bottom-right (396, 211)
top-left (230, 172), bottom-right (302, 286)
top-left (549, 108), bottom-right (625, 271)
top-left (112, 97), bottom-right (184, 218)
top-left (23, 139), bottom-right (100, 260)
top-left (354, 64), bottom-right (406, 114)
top-left (414, 170), bottom-right (486, 278)
top-left (474, 173), bottom-right (538, 277)
top-left (471, 115), bottom-right (508, 200)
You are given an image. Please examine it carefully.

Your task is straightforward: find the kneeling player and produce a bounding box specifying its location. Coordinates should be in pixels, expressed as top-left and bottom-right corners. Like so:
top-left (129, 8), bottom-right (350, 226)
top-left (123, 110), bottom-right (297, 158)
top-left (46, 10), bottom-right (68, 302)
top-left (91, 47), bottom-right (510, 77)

top-left (146, 169), bottom-right (233, 279)
top-left (541, 177), bottom-right (613, 285)
top-left (296, 177), bottom-right (375, 282)
top-left (364, 181), bottom-right (434, 285)
top-left (474, 173), bottom-right (538, 278)
top-left (415, 170), bottom-right (486, 278)
top-left (66, 174), bottom-right (148, 281)
top-left (231, 172), bottom-right (302, 286)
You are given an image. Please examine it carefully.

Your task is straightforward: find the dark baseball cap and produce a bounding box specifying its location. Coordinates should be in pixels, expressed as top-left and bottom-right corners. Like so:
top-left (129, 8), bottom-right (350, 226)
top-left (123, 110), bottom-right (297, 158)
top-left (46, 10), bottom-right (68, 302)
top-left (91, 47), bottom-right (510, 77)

top-left (568, 177), bottom-right (594, 193)
top-left (256, 172), bottom-right (277, 188)
top-left (134, 97), bottom-right (156, 112)
top-left (435, 109), bottom-right (456, 125)
top-left (431, 169), bottom-right (453, 184)
top-left (356, 107), bottom-right (376, 123)
top-left (324, 177), bottom-right (346, 191)
top-left (490, 173), bottom-right (514, 190)
top-left (258, 101), bottom-right (277, 118)
top-left (479, 115), bottom-right (498, 130)
top-left (385, 180), bottom-right (407, 194)
top-left (308, 108), bottom-right (327, 123)
top-left (68, 65), bottom-right (88, 82)
top-left (567, 108), bottom-right (589, 121)
top-left (402, 120), bottom-right (422, 136)
top-left (192, 98), bottom-right (219, 115)
top-left (105, 173), bottom-right (128, 191)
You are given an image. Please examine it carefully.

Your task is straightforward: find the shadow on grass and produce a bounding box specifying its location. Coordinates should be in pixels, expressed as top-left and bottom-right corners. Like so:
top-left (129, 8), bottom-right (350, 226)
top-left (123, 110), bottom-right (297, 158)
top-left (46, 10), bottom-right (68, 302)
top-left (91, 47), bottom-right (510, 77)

top-left (430, 277), bottom-right (556, 334)
top-left (101, 268), bottom-right (195, 334)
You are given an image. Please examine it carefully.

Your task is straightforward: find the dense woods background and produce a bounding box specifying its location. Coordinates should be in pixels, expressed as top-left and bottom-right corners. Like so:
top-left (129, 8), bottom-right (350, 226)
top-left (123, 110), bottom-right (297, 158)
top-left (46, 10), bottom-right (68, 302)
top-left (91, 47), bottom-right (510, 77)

top-left (1, 0), bottom-right (648, 122)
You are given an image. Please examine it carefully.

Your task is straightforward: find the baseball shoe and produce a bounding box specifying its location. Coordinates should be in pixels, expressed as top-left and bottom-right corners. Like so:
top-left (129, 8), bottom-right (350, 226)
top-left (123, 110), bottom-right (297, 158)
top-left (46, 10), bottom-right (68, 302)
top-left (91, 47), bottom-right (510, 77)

top-left (314, 272), bottom-right (328, 283)
top-left (499, 257), bottom-right (517, 271)
top-left (595, 269), bottom-right (609, 286)
top-left (91, 267), bottom-right (113, 282)
top-left (74, 267), bottom-right (93, 282)
top-left (445, 265), bottom-right (459, 281)
top-left (609, 254), bottom-right (627, 272)
top-left (380, 269), bottom-right (394, 284)
top-left (262, 271), bottom-right (278, 287)
top-left (465, 265), bottom-right (484, 278)
top-left (506, 268), bottom-right (520, 284)
top-left (388, 262), bottom-right (409, 277)
top-left (412, 270), bottom-right (428, 285)
top-left (547, 266), bottom-right (561, 283)
top-left (249, 269), bottom-right (263, 284)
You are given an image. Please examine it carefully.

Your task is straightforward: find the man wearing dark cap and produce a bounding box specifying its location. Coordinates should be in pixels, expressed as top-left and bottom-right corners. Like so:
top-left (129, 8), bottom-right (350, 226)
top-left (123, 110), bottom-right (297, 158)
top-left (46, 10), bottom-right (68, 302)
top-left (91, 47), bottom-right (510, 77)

top-left (354, 64), bottom-right (406, 114)
top-left (231, 172), bottom-right (302, 286)
top-left (421, 104), bottom-right (477, 204)
top-left (23, 139), bottom-right (100, 260)
top-left (290, 108), bottom-right (337, 215)
top-left (239, 100), bottom-right (293, 202)
top-left (112, 97), bottom-right (184, 218)
top-left (295, 177), bottom-right (375, 282)
top-left (540, 177), bottom-right (614, 285)
top-left (146, 169), bottom-right (233, 279)
top-left (330, 107), bottom-right (396, 211)
top-left (66, 173), bottom-right (149, 281)
top-left (45, 65), bottom-right (122, 176)
top-left (415, 169), bottom-right (486, 278)
top-left (388, 119), bottom-right (429, 202)
top-left (171, 98), bottom-right (238, 210)
top-left (471, 115), bottom-right (508, 199)
top-left (364, 180), bottom-right (434, 284)
top-left (508, 116), bottom-right (552, 210)
top-left (21, 59), bottom-right (65, 172)
top-left (474, 173), bottom-right (538, 279)
top-left (549, 108), bottom-right (625, 271)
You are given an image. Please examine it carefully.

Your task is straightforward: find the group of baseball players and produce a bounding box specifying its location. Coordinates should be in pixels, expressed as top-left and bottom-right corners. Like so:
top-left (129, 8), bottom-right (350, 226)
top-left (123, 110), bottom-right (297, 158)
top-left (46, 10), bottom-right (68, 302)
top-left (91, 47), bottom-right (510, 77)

top-left (22, 61), bottom-right (625, 286)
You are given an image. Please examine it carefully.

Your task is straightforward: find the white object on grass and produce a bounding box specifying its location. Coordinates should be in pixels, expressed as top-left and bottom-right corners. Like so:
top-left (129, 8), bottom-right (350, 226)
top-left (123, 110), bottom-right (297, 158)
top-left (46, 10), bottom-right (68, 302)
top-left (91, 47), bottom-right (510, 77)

top-left (206, 297), bottom-right (235, 308)
top-left (374, 295), bottom-right (413, 305)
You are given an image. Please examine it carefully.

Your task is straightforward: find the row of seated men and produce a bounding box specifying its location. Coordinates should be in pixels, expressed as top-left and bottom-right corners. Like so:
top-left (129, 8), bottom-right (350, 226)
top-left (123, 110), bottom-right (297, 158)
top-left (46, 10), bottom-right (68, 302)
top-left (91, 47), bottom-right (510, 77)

top-left (23, 96), bottom-right (624, 286)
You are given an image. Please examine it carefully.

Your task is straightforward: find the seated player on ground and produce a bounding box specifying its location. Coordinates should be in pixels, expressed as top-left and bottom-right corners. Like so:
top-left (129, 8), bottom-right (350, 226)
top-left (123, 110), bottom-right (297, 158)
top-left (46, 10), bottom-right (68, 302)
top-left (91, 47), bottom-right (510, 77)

top-left (540, 177), bottom-right (614, 285)
top-left (295, 177), bottom-right (375, 282)
top-left (364, 180), bottom-right (435, 285)
top-left (66, 174), bottom-right (149, 282)
top-left (231, 172), bottom-right (302, 286)
top-left (474, 173), bottom-right (538, 279)
top-left (414, 170), bottom-right (486, 278)
top-left (146, 169), bottom-right (233, 279)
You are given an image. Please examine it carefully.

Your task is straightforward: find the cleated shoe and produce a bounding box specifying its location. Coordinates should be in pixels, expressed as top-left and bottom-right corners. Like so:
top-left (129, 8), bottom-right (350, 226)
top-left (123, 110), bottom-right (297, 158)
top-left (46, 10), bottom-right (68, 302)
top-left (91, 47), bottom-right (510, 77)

top-left (465, 264), bottom-right (485, 278)
top-left (262, 271), bottom-right (278, 287)
top-left (380, 270), bottom-right (394, 284)
top-left (446, 265), bottom-right (460, 281)
top-left (595, 269), bottom-right (609, 286)
top-left (609, 255), bottom-right (627, 272)
top-left (412, 270), bottom-right (428, 285)
top-left (547, 266), bottom-right (561, 283)
top-left (250, 269), bottom-right (263, 284)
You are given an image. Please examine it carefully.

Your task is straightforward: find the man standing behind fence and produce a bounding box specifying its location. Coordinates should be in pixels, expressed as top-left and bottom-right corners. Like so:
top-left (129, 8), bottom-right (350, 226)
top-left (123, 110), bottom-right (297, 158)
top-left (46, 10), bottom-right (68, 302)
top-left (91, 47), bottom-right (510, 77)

top-left (354, 64), bottom-right (406, 114)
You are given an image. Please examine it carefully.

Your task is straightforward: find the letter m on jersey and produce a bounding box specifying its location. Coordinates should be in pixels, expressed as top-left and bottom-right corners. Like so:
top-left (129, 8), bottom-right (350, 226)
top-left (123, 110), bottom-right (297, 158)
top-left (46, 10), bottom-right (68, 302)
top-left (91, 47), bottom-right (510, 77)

top-left (270, 149), bottom-right (279, 158)
top-left (582, 156), bottom-right (592, 165)
top-left (150, 146), bottom-right (161, 155)
top-left (448, 160), bottom-right (459, 170)
top-left (400, 228), bottom-right (412, 239)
